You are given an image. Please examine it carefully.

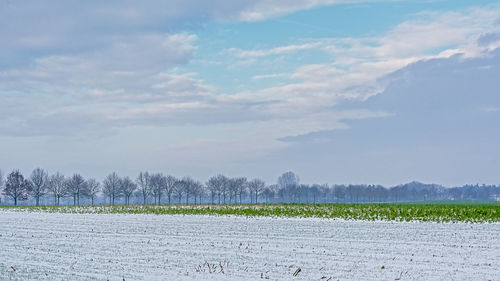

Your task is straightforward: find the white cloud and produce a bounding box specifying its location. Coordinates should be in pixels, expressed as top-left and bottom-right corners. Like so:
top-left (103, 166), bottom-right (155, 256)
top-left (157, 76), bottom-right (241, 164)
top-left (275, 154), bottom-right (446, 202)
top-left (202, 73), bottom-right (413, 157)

top-left (218, 6), bottom-right (500, 132)
top-left (230, 5), bottom-right (500, 113)
top-left (0, 31), bottom-right (207, 136)
top-left (0, 0), bottom-right (376, 65)
top-left (230, 0), bottom-right (375, 22)
top-left (0, 33), bottom-right (198, 97)
top-left (252, 73), bottom-right (288, 80)
top-left (227, 43), bottom-right (322, 58)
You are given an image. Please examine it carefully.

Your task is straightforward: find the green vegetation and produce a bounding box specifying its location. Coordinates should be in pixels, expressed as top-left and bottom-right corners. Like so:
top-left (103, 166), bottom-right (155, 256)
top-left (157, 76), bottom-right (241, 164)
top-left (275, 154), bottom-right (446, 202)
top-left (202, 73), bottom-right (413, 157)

top-left (1, 201), bottom-right (499, 223)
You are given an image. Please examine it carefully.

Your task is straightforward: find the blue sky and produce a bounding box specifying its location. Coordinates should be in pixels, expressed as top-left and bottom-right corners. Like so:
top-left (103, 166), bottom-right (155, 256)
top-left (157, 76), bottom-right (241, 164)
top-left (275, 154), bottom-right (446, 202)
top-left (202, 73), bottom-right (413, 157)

top-left (1, 0), bottom-right (499, 186)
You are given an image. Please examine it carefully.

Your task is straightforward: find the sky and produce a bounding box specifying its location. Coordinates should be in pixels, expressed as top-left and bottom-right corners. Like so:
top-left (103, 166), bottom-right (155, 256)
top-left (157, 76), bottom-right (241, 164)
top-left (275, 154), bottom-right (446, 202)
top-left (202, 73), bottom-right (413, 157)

top-left (1, 0), bottom-right (500, 186)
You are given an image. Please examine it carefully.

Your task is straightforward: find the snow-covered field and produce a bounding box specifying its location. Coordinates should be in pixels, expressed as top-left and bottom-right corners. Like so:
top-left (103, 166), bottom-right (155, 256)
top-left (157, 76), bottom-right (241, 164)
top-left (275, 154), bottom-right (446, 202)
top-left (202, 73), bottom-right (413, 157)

top-left (0, 211), bottom-right (498, 281)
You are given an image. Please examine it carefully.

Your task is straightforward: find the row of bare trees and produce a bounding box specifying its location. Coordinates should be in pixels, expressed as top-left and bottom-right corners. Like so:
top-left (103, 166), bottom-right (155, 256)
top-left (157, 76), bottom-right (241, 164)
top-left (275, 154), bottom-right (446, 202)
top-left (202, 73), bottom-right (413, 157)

top-left (1, 169), bottom-right (499, 206)
top-left (0, 169), bottom-right (102, 206)
top-left (0, 168), bottom-right (270, 206)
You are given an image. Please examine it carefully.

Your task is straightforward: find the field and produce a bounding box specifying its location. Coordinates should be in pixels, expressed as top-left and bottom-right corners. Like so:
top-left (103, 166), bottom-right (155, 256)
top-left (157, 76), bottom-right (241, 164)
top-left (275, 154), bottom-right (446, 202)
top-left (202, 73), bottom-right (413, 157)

top-left (2, 201), bottom-right (499, 222)
top-left (0, 209), bottom-right (499, 280)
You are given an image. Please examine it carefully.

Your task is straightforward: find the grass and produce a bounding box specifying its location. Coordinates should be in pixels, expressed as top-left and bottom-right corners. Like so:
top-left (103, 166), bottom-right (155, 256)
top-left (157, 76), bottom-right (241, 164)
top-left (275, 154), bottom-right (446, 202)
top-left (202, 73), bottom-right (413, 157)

top-left (1, 201), bottom-right (499, 223)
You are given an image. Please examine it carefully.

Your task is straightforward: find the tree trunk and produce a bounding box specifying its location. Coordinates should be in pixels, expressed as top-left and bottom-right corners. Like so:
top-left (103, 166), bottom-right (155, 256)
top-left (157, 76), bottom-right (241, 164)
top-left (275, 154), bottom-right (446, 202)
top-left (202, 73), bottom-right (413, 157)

top-left (14, 197), bottom-right (17, 206)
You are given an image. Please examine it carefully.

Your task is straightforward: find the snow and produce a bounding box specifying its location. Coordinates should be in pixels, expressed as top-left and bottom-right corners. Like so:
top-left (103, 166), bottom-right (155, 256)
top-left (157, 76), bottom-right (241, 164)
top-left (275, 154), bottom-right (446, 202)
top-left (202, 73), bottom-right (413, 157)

top-left (0, 211), bottom-right (498, 280)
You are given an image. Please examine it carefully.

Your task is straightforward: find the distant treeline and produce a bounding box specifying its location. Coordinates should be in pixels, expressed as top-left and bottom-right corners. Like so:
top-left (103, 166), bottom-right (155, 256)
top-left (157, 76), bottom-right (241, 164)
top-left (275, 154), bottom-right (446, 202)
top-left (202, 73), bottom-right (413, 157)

top-left (0, 169), bottom-right (499, 206)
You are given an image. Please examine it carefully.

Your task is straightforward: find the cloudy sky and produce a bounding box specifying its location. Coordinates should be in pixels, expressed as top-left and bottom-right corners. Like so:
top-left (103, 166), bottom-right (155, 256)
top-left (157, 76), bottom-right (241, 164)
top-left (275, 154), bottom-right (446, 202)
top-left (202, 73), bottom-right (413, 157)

top-left (1, 0), bottom-right (499, 186)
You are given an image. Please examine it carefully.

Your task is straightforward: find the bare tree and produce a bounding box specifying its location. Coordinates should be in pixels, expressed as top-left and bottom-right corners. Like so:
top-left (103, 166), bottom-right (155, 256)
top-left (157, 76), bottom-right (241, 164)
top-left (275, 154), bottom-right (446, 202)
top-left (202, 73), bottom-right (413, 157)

top-left (220, 175), bottom-right (229, 204)
top-left (248, 179), bottom-right (265, 204)
top-left (179, 176), bottom-right (196, 204)
top-left (262, 184), bottom-right (278, 204)
top-left (120, 176), bottom-right (136, 205)
top-left (310, 184), bottom-right (320, 203)
top-left (29, 168), bottom-right (49, 206)
top-left (66, 173), bottom-right (86, 206)
top-left (233, 177), bottom-right (247, 204)
top-left (278, 171), bottom-right (300, 202)
top-left (206, 175), bottom-right (222, 204)
top-left (48, 172), bottom-right (66, 205)
top-left (83, 178), bottom-right (100, 205)
top-left (3, 170), bottom-right (32, 206)
top-left (136, 172), bottom-right (151, 204)
top-left (228, 178), bottom-right (238, 203)
top-left (103, 172), bottom-right (120, 205)
top-left (319, 184), bottom-right (329, 203)
top-left (150, 173), bottom-right (164, 205)
top-left (190, 180), bottom-right (204, 204)
top-left (278, 171), bottom-right (300, 189)
top-left (197, 182), bottom-right (206, 204)
top-left (163, 175), bottom-right (177, 204)
top-left (333, 185), bottom-right (345, 202)
top-left (173, 179), bottom-right (184, 203)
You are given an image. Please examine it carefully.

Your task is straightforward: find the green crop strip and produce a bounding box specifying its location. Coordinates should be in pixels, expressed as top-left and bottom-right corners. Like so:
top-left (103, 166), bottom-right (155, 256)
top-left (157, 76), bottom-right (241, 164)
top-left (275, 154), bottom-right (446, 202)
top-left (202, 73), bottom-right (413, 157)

top-left (1, 202), bottom-right (499, 223)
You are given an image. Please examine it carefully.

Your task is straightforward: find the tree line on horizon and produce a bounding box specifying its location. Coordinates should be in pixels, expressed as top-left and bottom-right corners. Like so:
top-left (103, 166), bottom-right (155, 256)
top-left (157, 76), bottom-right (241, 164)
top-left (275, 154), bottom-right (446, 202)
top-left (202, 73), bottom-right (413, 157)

top-left (0, 168), bottom-right (498, 206)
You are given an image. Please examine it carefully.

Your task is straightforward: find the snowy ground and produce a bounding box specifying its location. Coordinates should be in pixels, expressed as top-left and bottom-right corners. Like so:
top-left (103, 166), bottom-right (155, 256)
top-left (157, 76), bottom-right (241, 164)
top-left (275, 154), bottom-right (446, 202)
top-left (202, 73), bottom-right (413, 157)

top-left (0, 211), bottom-right (498, 281)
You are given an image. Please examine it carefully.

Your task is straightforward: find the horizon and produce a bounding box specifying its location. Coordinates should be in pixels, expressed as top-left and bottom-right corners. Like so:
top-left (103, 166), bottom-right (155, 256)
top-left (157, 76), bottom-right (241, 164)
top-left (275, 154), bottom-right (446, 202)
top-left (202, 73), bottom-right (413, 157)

top-left (1, 0), bottom-right (500, 187)
top-left (0, 168), bottom-right (497, 189)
